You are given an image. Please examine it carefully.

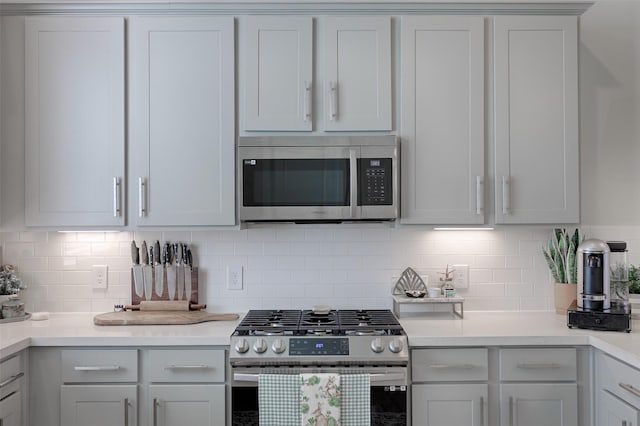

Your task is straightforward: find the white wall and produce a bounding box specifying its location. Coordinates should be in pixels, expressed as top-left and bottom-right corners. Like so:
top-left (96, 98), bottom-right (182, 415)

top-left (2, 1), bottom-right (640, 313)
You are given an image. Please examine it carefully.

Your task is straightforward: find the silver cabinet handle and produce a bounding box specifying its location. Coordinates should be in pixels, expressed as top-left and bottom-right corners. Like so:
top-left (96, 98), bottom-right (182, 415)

top-left (516, 362), bottom-right (562, 369)
top-left (164, 364), bottom-right (210, 370)
top-left (304, 81), bottom-right (312, 122)
top-left (73, 365), bottom-right (121, 371)
top-left (349, 149), bottom-right (358, 218)
top-left (476, 176), bottom-right (484, 215)
top-left (138, 177), bottom-right (146, 217)
top-left (622, 421), bottom-right (627, 426)
top-left (428, 364), bottom-right (477, 370)
top-left (502, 176), bottom-right (510, 214)
top-left (153, 398), bottom-right (159, 426)
top-left (0, 372), bottom-right (23, 389)
top-left (124, 398), bottom-right (130, 426)
top-left (329, 81), bottom-right (338, 121)
top-left (509, 396), bottom-right (514, 426)
top-left (480, 396), bottom-right (484, 426)
top-left (620, 382), bottom-right (640, 398)
top-left (113, 177), bottom-right (121, 217)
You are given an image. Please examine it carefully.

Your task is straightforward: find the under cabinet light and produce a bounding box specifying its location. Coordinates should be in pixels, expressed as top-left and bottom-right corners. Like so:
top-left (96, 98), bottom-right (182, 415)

top-left (433, 227), bottom-right (495, 231)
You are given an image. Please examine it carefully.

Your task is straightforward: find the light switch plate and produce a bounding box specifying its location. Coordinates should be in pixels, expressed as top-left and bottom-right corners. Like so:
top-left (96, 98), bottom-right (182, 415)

top-left (92, 265), bottom-right (108, 289)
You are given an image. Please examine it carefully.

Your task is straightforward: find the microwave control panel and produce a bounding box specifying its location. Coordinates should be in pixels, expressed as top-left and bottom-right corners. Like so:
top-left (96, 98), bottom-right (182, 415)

top-left (359, 158), bottom-right (393, 205)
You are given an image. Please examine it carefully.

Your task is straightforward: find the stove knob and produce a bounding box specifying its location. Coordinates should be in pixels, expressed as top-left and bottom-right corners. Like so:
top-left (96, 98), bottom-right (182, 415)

top-left (234, 338), bottom-right (249, 354)
top-left (272, 339), bottom-right (286, 354)
top-left (371, 337), bottom-right (385, 353)
top-left (388, 339), bottom-right (404, 354)
top-left (253, 338), bottom-right (268, 354)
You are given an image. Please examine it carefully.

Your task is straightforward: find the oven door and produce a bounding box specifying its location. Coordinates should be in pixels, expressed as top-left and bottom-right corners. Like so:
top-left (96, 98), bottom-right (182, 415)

top-left (231, 366), bottom-right (408, 426)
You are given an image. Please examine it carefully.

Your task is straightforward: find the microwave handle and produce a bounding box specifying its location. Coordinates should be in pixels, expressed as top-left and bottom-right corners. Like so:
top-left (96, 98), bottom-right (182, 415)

top-left (349, 150), bottom-right (358, 218)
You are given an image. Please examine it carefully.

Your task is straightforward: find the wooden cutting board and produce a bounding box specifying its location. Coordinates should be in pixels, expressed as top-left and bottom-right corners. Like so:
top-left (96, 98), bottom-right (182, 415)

top-left (94, 311), bottom-right (239, 326)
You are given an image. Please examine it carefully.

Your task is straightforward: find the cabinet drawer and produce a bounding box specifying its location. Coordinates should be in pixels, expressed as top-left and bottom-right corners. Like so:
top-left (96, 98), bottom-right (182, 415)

top-left (0, 355), bottom-right (23, 400)
top-left (500, 347), bottom-right (576, 381)
top-left (598, 352), bottom-right (640, 408)
top-left (62, 349), bottom-right (138, 383)
top-left (412, 348), bottom-right (488, 382)
top-left (147, 349), bottom-right (225, 383)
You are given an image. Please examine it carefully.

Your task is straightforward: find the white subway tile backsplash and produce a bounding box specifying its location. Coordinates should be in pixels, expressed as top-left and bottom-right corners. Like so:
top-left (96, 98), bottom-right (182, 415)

top-left (5, 226), bottom-right (634, 313)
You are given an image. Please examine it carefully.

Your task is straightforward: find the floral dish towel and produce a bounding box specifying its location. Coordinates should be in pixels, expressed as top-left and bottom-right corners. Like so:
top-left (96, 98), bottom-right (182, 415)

top-left (301, 373), bottom-right (341, 426)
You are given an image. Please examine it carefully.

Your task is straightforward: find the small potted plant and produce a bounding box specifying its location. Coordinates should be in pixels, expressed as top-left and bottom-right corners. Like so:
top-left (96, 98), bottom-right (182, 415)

top-left (542, 228), bottom-right (582, 313)
top-left (439, 264), bottom-right (456, 297)
top-left (628, 265), bottom-right (640, 312)
top-left (0, 264), bottom-right (25, 300)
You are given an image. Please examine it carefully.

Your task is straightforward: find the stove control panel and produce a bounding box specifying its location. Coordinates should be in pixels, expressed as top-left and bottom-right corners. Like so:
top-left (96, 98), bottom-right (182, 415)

top-left (289, 338), bottom-right (349, 356)
top-left (230, 335), bottom-right (409, 363)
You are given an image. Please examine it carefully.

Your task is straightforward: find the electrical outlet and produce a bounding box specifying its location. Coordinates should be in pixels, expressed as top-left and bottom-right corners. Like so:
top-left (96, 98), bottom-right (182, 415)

top-left (227, 266), bottom-right (243, 290)
top-left (452, 264), bottom-right (469, 289)
top-left (92, 265), bottom-right (108, 289)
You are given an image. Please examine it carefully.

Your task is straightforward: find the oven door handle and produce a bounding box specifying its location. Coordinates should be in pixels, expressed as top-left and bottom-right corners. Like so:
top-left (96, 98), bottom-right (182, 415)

top-left (233, 372), bottom-right (405, 383)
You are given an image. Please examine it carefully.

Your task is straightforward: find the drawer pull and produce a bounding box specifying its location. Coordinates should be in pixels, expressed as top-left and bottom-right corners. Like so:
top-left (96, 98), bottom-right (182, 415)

top-left (163, 365), bottom-right (211, 370)
top-left (124, 398), bottom-right (130, 426)
top-left (74, 365), bottom-right (121, 371)
top-left (428, 363), bottom-right (477, 370)
top-left (480, 396), bottom-right (484, 426)
top-left (153, 398), bottom-right (160, 426)
top-left (0, 372), bottom-right (23, 389)
top-left (516, 362), bottom-right (562, 369)
top-left (619, 382), bottom-right (640, 398)
top-left (509, 396), bottom-right (514, 426)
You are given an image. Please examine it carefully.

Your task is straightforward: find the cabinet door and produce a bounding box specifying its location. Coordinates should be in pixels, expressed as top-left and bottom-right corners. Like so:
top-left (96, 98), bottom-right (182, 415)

top-left (323, 17), bottom-right (391, 131)
top-left (61, 385), bottom-right (137, 426)
top-left (400, 16), bottom-right (485, 224)
top-left (131, 17), bottom-right (235, 226)
top-left (25, 17), bottom-right (125, 227)
top-left (413, 384), bottom-right (487, 426)
top-left (0, 390), bottom-right (22, 426)
top-left (149, 385), bottom-right (225, 426)
top-left (500, 383), bottom-right (577, 426)
top-left (599, 389), bottom-right (640, 426)
top-left (243, 16), bottom-right (313, 131)
top-left (494, 16), bottom-right (579, 224)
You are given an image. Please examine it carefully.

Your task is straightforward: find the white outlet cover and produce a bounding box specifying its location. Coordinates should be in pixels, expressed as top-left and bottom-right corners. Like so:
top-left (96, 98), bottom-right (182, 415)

top-left (92, 265), bottom-right (108, 289)
top-left (452, 264), bottom-right (470, 289)
top-left (227, 266), bottom-right (243, 290)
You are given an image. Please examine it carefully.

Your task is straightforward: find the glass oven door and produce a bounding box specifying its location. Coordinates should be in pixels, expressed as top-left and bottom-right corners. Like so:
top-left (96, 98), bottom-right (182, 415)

top-left (231, 367), bottom-right (408, 426)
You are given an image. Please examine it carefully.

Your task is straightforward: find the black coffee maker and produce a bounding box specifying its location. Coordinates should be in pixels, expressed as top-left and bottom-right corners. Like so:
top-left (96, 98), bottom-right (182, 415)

top-left (568, 239), bottom-right (631, 332)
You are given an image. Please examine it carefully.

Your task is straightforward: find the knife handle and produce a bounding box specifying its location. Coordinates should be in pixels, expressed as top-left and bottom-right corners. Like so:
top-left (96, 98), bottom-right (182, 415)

top-left (187, 249), bottom-right (193, 269)
top-left (174, 243), bottom-right (181, 264)
top-left (149, 245), bottom-right (154, 265)
top-left (164, 243), bottom-right (171, 265)
top-left (182, 244), bottom-right (188, 266)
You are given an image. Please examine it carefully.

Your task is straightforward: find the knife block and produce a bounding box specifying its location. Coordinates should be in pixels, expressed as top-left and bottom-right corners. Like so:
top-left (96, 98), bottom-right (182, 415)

top-left (131, 267), bottom-right (198, 305)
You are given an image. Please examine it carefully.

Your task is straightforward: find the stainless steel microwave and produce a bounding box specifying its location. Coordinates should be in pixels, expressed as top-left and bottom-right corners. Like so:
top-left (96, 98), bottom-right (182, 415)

top-left (238, 136), bottom-right (399, 223)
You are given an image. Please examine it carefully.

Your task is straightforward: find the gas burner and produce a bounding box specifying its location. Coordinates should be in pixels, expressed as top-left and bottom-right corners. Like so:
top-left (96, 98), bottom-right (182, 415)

top-left (252, 329), bottom-right (285, 336)
top-left (305, 329), bottom-right (335, 336)
top-left (345, 329), bottom-right (387, 336)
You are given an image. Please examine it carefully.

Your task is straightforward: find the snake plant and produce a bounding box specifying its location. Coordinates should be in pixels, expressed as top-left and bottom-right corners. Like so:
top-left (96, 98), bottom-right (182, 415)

top-left (542, 228), bottom-right (583, 284)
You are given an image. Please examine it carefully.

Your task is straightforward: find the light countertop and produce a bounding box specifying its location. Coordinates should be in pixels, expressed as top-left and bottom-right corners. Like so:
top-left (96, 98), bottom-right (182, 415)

top-left (1, 311), bottom-right (640, 368)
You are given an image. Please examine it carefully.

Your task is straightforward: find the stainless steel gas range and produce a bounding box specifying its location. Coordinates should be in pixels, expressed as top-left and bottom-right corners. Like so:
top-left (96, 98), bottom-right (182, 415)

top-left (229, 309), bottom-right (409, 425)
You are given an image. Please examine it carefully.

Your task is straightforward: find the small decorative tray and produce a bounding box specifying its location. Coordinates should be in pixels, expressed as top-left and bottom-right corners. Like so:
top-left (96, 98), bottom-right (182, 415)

top-left (0, 313), bottom-right (31, 324)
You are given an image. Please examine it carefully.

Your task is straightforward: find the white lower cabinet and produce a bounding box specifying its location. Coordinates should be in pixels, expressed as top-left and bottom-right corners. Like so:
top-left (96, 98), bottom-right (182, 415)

top-left (29, 347), bottom-right (226, 426)
top-left (500, 384), bottom-right (577, 426)
top-left (596, 351), bottom-right (640, 426)
top-left (412, 347), bottom-right (580, 426)
top-left (1, 353), bottom-right (26, 426)
top-left (148, 385), bottom-right (225, 426)
top-left (61, 385), bottom-right (137, 426)
top-left (599, 389), bottom-right (640, 426)
top-left (412, 384), bottom-right (487, 426)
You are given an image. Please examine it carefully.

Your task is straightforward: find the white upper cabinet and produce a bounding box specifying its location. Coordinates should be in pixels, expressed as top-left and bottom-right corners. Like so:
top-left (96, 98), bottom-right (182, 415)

top-left (241, 15), bottom-right (391, 132)
top-left (130, 17), bottom-right (235, 226)
top-left (494, 16), bottom-right (579, 224)
top-left (323, 16), bottom-right (392, 131)
top-left (243, 16), bottom-right (313, 131)
top-left (25, 17), bottom-right (125, 227)
top-left (400, 16), bottom-right (485, 224)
